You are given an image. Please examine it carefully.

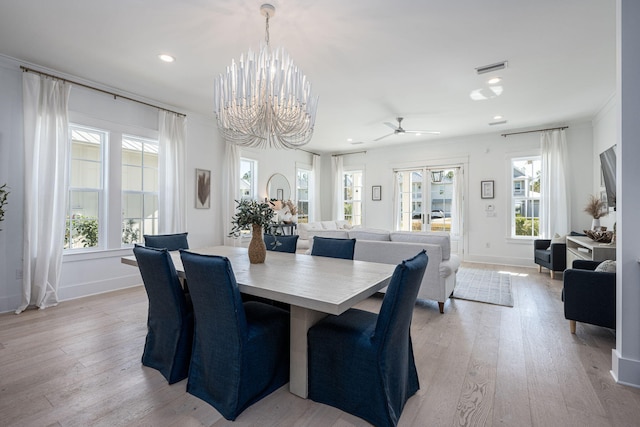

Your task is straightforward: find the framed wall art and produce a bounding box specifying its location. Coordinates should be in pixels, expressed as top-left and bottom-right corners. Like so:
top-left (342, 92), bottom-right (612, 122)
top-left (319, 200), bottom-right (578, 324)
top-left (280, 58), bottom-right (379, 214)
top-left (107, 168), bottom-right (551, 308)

top-left (372, 185), bottom-right (381, 201)
top-left (196, 168), bottom-right (211, 209)
top-left (481, 180), bottom-right (494, 199)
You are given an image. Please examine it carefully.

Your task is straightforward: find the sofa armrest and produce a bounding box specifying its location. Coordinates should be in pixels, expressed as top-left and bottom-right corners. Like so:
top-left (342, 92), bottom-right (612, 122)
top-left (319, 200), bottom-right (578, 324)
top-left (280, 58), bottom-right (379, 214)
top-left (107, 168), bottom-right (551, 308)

top-left (534, 239), bottom-right (552, 250)
top-left (563, 268), bottom-right (616, 328)
top-left (571, 260), bottom-right (601, 270)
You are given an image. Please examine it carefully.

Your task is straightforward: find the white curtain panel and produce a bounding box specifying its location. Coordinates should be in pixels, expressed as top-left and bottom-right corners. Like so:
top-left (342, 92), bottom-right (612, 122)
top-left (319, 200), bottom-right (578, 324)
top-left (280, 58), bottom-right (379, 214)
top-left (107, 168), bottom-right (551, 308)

top-left (223, 143), bottom-right (240, 245)
top-left (332, 155), bottom-right (344, 220)
top-left (450, 167), bottom-right (462, 236)
top-left (540, 129), bottom-right (570, 238)
top-left (17, 73), bottom-right (71, 314)
top-left (311, 154), bottom-right (322, 222)
top-left (392, 171), bottom-right (400, 230)
top-left (158, 111), bottom-right (187, 233)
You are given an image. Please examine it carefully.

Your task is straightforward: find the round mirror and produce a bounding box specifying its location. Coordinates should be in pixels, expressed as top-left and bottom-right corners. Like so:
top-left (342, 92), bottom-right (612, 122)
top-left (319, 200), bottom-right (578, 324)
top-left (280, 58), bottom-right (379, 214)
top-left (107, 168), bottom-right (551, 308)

top-left (267, 173), bottom-right (291, 201)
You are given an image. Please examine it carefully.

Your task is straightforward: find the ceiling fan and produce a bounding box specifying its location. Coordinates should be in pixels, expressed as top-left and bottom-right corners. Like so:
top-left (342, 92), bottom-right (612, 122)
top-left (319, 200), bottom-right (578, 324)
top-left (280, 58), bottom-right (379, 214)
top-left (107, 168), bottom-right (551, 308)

top-left (373, 117), bottom-right (440, 141)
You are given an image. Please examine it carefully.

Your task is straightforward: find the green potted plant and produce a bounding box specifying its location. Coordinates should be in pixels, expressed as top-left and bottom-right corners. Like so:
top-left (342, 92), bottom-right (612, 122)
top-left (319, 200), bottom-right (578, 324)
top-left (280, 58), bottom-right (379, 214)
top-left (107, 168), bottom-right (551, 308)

top-left (0, 183), bottom-right (9, 231)
top-left (229, 199), bottom-right (276, 263)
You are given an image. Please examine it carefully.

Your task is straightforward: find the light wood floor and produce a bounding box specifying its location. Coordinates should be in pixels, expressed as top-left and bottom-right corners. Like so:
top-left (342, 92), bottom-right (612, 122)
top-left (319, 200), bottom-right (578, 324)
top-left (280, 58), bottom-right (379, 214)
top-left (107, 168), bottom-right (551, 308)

top-left (2, 263), bottom-right (640, 427)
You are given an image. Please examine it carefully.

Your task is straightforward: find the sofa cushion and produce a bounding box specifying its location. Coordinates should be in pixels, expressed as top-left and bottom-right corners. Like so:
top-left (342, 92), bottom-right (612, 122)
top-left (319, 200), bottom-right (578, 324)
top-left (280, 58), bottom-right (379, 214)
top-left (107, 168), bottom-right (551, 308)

top-left (298, 222), bottom-right (322, 241)
top-left (335, 220), bottom-right (353, 230)
top-left (348, 228), bottom-right (390, 241)
top-left (390, 231), bottom-right (451, 260)
top-left (321, 221), bottom-right (338, 230)
top-left (535, 249), bottom-right (551, 263)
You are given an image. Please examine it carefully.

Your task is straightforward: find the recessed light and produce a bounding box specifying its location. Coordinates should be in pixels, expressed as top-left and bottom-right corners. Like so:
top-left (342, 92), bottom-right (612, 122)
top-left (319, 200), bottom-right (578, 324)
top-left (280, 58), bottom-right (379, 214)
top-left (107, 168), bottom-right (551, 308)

top-left (347, 138), bottom-right (353, 142)
top-left (493, 115), bottom-right (503, 120)
top-left (488, 77), bottom-right (502, 85)
top-left (158, 54), bottom-right (175, 63)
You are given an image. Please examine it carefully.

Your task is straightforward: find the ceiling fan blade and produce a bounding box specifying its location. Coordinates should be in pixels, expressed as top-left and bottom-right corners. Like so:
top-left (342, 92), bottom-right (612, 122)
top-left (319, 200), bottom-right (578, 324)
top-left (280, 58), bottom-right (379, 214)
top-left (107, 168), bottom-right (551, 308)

top-left (374, 132), bottom-right (395, 141)
top-left (383, 122), bottom-right (398, 130)
top-left (404, 130), bottom-right (441, 135)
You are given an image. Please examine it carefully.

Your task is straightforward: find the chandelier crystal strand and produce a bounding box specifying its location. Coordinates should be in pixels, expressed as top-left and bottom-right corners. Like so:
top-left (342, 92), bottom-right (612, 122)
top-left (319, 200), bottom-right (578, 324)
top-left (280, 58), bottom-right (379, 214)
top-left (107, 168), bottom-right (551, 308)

top-left (213, 4), bottom-right (318, 149)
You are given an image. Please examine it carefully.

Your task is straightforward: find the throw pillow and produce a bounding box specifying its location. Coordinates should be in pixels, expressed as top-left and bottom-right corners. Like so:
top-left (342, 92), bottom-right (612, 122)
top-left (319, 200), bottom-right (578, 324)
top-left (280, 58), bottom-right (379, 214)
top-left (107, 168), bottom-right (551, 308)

top-left (551, 233), bottom-right (566, 245)
top-left (595, 260), bottom-right (616, 273)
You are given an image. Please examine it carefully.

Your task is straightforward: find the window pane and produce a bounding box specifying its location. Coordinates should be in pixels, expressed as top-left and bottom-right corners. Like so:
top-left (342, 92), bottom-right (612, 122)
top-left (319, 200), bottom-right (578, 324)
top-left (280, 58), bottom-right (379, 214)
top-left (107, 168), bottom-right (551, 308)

top-left (512, 157), bottom-right (541, 238)
top-left (143, 167), bottom-right (158, 192)
top-left (123, 193), bottom-right (143, 218)
top-left (122, 165), bottom-right (142, 191)
top-left (144, 193), bottom-right (158, 219)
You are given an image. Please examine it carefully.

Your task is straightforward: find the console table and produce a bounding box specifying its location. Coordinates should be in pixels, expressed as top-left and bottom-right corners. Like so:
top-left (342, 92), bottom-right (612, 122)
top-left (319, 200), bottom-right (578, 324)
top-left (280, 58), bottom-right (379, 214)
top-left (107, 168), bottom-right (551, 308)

top-left (566, 235), bottom-right (616, 267)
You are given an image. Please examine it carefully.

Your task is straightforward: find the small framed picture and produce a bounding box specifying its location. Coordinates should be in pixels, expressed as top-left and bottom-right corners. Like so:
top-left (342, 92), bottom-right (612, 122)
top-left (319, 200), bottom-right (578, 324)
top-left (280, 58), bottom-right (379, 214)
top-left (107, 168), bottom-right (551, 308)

top-left (196, 168), bottom-right (211, 209)
top-left (481, 180), bottom-right (494, 199)
top-left (372, 185), bottom-right (382, 201)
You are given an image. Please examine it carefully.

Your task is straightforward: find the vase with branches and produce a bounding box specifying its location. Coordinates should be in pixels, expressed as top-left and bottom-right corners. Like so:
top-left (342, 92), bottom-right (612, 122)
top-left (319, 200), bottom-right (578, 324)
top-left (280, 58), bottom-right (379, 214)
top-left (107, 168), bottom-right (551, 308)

top-left (229, 199), bottom-right (276, 263)
top-left (584, 194), bottom-right (607, 230)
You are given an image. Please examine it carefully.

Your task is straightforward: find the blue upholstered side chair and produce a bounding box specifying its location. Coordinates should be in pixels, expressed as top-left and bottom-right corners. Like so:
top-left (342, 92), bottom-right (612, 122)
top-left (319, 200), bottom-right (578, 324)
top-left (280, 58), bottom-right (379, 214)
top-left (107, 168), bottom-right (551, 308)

top-left (143, 232), bottom-right (189, 251)
top-left (133, 245), bottom-right (193, 384)
top-left (264, 233), bottom-right (299, 253)
top-left (179, 250), bottom-right (290, 421)
top-left (310, 236), bottom-right (356, 260)
top-left (307, 250), bottom-right (428, 427)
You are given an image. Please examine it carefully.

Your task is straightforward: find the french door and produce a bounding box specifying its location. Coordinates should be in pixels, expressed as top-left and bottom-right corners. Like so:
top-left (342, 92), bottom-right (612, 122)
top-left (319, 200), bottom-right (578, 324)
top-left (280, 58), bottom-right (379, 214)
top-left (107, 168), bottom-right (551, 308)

top-left (395, 167), bottom-right (462, 234)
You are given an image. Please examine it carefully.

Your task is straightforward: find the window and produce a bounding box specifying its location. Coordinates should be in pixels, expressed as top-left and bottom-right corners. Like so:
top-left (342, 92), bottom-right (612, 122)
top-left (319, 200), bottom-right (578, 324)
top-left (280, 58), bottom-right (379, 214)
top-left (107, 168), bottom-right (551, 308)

top-left (343, 170), bottom-right (363, 226)
top-left (121, 136), bottom-right (159, 245)
top-left (65, 126), bottom-right (104, 249)
top-left (240, 158), bottom-right (257, 200)
top-left (65, 123), bottom-right (159, 251)
top-left (296, 167), bottom-right (311, 223)
top-left (511, 156), bottom-right (541, 238)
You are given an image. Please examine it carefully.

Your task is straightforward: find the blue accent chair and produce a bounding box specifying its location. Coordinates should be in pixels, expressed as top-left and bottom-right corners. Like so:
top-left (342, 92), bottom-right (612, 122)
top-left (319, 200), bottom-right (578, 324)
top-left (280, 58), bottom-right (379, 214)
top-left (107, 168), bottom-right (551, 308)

top-left (264, 233), bottom-right (299, 253)
top-left (144, 232), bottom-right (189, 251)
top-left (133, 245), bottom-right (193, 384)
top-left (179, 250), bottom-right (290, 420)
top-left (310, 236), bottom-right (356, 260)
top-left (562, 259), bottom-right (616, 333)
top-left (307, 250), bottom-right (428, 427)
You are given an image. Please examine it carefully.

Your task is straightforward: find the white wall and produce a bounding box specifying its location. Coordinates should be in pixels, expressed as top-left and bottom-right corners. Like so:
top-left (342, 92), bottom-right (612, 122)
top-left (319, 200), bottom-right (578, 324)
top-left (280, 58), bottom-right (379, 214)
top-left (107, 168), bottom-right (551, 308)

top-left (592, 95), bottom-right (617, 231)
top-left (335, 123), bottom-right (593, 267)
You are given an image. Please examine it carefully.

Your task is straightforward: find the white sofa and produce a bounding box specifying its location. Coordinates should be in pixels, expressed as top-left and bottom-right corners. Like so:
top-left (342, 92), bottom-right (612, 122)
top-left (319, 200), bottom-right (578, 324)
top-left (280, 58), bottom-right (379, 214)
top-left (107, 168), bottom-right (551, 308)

top-left (300, 226), bottom-right (461, 313)
top-left (296, 220), bottom-right (353, 251)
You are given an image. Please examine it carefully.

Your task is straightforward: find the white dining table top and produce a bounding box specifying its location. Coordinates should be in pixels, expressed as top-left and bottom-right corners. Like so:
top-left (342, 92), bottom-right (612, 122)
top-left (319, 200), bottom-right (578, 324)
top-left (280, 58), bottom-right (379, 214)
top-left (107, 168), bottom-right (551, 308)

top-left (121, 245), bottom-right (395, 316)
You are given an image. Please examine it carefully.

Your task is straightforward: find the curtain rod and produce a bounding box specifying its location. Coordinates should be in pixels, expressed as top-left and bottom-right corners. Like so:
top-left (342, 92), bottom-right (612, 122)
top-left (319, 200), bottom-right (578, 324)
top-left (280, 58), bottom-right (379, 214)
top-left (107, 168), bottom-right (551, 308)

top-left (295, 147), bottom-right (321, 156)
top-left (21, 66), bottom-right (186, 118)
top-left (332, 150), bottom-right (367, 157)
top-left (501, 126), bottom-right (568, 137)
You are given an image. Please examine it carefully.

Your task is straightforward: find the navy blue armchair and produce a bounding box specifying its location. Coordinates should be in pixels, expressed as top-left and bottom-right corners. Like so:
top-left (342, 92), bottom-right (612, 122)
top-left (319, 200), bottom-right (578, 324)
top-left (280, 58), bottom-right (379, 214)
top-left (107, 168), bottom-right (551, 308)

top-left (534, 239), bottom-right (566, 279)
top-left (563, 259), bottom-right (616, 333)
top-left (307, 250), bottom-right (428, 427)
top-left (179, 250), bottom-right (290, 420)
top-left (144, 232), bottom-right (189, 251)
top-left (310, 236), bottom-right (356, 260)
top-left (133, 245), bottom-right (193, 384)
top-left (264, 233), bottom-right (299, 253)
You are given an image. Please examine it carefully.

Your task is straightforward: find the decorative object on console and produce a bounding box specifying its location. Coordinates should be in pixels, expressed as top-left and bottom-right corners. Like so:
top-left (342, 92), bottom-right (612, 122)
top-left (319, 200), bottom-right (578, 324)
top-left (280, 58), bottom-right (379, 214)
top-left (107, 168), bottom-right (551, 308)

top-left (213, 4), bottom-right (318, 149)
top-left (583, 194), bottom-right (607, 230)
top-left (195, 169), bottom-right (211, 209)
top-left (228, 199), bottom-right (276, 264)
top-left (583, 229), bottom-right (613, 243)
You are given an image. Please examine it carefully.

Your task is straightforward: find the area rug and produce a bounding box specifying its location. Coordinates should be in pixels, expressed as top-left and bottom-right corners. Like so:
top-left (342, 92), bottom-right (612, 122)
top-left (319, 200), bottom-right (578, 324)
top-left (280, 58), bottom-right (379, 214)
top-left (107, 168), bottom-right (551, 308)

top-left (452, 267), bottom-right (514, 307)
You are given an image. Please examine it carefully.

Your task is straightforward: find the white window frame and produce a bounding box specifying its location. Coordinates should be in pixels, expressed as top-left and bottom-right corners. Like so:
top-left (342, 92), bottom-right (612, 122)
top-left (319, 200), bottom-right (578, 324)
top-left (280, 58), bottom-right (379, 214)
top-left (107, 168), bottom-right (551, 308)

top-left (343, 169), bottom-right (363, 226)
top-left (240, 157), bottom-right (258, 200)
top-left (296, 164), bottom-right (312, 223)
top-left (510, 154), bottom-right (542, 239)
top-left (64, 117), bottom-right (158, 254)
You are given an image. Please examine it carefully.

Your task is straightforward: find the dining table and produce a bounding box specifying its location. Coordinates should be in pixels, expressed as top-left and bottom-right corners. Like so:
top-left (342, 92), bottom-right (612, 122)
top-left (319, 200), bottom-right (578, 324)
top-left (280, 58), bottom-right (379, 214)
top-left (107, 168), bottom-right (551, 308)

top-left (121, 245), bottom-right (395, 398)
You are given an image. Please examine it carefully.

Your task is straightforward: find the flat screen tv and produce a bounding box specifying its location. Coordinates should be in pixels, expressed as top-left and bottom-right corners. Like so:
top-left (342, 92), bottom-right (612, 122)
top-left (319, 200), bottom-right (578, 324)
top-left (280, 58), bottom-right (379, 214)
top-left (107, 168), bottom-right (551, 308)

top-left (600, 145), bottom-right (616, 210)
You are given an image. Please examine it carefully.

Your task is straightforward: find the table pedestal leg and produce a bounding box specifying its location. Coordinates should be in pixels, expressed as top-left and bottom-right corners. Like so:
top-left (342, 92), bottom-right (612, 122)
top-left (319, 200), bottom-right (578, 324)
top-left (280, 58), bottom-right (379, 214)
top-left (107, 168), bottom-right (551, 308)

top-left (289, 306), bottom-right (327, 398)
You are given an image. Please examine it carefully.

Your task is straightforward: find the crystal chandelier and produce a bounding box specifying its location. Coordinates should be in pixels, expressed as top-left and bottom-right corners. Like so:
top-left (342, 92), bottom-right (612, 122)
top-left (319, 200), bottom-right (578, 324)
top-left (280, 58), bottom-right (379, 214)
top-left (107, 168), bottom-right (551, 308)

top-left (213, 4), bottom-right (318, 149)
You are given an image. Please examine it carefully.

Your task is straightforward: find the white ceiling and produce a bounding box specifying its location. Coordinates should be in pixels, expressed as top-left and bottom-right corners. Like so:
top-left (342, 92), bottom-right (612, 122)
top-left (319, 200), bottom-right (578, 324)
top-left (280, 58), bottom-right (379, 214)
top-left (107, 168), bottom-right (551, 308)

top-left (0, 0), bottom-right (616, 153)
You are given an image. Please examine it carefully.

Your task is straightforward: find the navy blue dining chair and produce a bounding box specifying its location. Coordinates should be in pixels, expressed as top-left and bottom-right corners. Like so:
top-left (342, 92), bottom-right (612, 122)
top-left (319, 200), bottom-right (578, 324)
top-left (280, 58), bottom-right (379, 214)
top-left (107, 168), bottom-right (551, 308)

top-left (179, 250), bottom-right (290, 420)
top-left (264, 233), bottom-right (299, 253)
top-left (310, 236), bottom-right (356, 260)
top-left (143, 232), bottom-right (189, 251)
top-left (307, 250), bottom-right (428, 427)
top-left (133, 245), bottom-right (193, 384)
